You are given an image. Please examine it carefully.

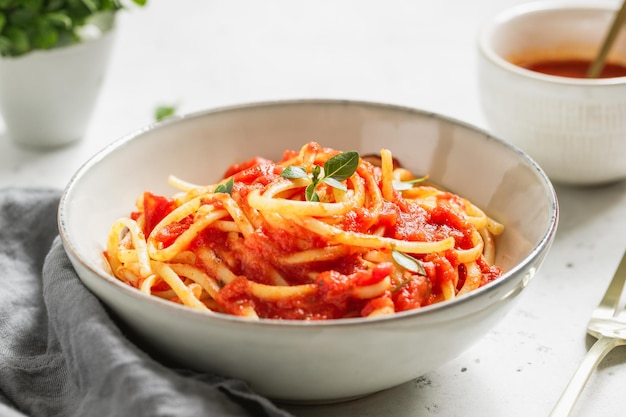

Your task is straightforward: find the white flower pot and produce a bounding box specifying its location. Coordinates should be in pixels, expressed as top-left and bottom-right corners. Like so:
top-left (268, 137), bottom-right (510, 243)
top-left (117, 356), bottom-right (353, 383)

top-left (0, 27), bottom-right (115, 148)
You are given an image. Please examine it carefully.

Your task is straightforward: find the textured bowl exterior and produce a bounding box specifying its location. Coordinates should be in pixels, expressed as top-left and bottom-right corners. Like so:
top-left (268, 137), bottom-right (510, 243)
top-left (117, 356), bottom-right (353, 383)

top-left (477, 1), bottom-right (626, 185)
top-left (58, 100), bottom-right (558, 402)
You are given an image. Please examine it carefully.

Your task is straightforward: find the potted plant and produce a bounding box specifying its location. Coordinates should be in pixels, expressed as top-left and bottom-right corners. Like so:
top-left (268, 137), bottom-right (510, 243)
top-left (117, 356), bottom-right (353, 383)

top-left (0, 0), bottom-right (147, 148)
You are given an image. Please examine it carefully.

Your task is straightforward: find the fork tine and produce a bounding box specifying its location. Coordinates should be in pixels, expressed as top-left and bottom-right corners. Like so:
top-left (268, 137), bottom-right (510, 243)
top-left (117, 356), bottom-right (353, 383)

top-left (549, 249), bottom-right (626, 417)
top-left (593, 250), bottom-right (626, 320)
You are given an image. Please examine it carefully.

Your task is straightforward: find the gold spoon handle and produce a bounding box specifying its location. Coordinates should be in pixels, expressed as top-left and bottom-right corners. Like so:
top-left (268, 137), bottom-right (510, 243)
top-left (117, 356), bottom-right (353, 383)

top-left (587, 0), bottom-right (626, 78)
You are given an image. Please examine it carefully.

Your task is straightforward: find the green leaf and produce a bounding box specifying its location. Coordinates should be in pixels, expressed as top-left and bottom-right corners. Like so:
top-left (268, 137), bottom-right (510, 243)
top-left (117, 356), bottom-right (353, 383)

top-left (33, 20), bottom-right (58, 49)
top-left (305, 183), bottom-right (319, 202)
top-left (23, 0), bottom-right (43, 12)
top-left (323, 151), bottom-right (359, 181)
top-left (81, 0), bottom-right (99, 13)
top-left (392, 249), bottom-right (426, 275)
top-left (392, 176), bottom-right (428, 191)
top-left (45, 0), bottom-right (65, 11)
top-left (0, 0), bottom-right (149, 56)
top-left (46, 12), bottom-right (72, 29)
top-left (310, 164), bottom-right (321, 183)
top-left (154, 105), bottom-right (177, 121)
top-left (0, 36), bottom-right (11, 54)
top-left (322, 176), bottom-right (347, 192)
top-left (10, 8), bottom-right (37, 26)
top-left (214, 177), bottom-right (234, 195)
top-left (5, 27), bottom-right (30, 55)
top-left (280, 165), bottom-right (308, 179)
top-left (280, 150), bottom-right (361, 202)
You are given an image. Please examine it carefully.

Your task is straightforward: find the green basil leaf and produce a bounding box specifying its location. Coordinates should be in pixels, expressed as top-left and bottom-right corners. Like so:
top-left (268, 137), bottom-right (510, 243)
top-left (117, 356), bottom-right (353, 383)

top-left (392, 249), bottom-right (426, 275)
top-left (305, 183), bottom-right (319, 202)
top-left (281, 165), bottom-right (308, 179)
top-left (322, 176), bottom-right (347, 192)
top-left (323, 151), bottom-right (359, 181)
top-left (214, 177), bottom-right (234, 195)
top-left (311, 164), bottom-right (321, 183)
top-left (155, 105), bottom-right (177, 122)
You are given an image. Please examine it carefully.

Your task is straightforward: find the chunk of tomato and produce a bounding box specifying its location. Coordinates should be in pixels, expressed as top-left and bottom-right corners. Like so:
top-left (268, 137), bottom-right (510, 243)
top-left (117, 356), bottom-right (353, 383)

top-left (142, 192), bottom-right (178, 236)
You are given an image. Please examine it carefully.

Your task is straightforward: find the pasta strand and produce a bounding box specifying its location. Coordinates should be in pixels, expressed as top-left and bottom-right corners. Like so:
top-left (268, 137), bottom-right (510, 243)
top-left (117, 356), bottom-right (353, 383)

top-left (104, 142), bottom-right (504, 320)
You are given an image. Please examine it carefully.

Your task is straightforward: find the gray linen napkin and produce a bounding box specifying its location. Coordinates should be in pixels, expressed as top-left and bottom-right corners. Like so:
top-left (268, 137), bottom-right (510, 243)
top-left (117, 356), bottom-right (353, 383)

top-left (0, 188), bottom-right (294, 417)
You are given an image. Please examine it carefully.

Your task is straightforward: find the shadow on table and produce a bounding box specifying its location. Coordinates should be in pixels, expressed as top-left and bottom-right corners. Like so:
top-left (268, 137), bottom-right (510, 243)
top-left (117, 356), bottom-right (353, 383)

top-left (281, 378), bottom-right (426, 417)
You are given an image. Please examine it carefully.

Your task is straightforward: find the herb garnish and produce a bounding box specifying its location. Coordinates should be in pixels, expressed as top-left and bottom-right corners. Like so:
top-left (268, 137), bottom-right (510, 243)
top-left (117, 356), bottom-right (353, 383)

top-left (391, 249), bottom-right (426, 275)
top-left (391, 250), bottom-right (426, 293)
top-left (214, 177), bottom-right (234, 195)
top-left (155, 104), bottom-right (178, 122)
top-left (392, 175), bottom-right (429, 191)
top-left (281, 151), bottom-right (359, 202)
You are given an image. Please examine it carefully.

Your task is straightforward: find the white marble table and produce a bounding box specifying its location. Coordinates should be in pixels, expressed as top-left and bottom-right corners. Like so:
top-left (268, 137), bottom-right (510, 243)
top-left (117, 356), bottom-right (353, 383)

top-left (1, 1), bottom-right (625, 416)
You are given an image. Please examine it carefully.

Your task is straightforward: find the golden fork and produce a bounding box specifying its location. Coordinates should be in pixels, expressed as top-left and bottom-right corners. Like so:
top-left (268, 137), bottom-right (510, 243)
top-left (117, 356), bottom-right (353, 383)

top-left (549, 250), bottom-right (626, 416)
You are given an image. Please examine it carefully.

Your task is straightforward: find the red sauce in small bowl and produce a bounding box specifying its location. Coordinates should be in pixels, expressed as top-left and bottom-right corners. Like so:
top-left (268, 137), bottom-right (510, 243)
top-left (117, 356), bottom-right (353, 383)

top-left (519, 59), bottom-right (626, 78)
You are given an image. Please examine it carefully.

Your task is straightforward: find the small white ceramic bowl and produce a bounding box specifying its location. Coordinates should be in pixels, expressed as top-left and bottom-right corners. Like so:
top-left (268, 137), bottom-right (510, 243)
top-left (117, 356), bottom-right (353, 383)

top-left (477, 0), bottom-right (626, 185)
top-left (58, 100), bottom-right (558, 402)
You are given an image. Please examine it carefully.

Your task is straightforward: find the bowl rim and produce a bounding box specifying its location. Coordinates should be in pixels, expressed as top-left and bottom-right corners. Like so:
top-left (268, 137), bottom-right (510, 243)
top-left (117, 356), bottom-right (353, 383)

top-left (58, 98), bottom-right (559, 329)
top-left (477, 0), bottom-right (626, 86)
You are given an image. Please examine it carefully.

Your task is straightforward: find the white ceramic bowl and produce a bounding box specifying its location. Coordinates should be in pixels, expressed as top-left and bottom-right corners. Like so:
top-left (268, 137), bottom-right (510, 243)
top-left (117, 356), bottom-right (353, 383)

top-left (58, 100), bottom-right (558, 402)
top-left (477, 0), bottom-right (626, 185)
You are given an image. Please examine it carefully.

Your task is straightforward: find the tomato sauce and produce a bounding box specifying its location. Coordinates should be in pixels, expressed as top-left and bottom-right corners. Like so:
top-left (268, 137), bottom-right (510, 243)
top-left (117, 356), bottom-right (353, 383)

top-left (518, 59), bottom-right (626, 78)
top-left (132, 151), bottom-right (503, 320)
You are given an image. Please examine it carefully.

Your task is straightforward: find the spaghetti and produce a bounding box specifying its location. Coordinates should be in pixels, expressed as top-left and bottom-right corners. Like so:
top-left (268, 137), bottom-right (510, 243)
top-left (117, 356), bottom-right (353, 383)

top-left (104, 142), bottom-right (504, 320)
